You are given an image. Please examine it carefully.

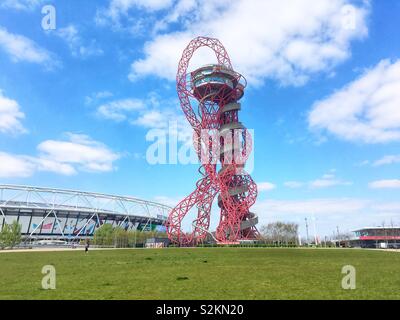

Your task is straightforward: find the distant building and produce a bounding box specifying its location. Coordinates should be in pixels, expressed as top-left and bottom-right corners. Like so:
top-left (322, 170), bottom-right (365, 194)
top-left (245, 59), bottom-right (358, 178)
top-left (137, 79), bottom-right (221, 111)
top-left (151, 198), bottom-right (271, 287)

top-left (350, 227), bottom-right (400, 249)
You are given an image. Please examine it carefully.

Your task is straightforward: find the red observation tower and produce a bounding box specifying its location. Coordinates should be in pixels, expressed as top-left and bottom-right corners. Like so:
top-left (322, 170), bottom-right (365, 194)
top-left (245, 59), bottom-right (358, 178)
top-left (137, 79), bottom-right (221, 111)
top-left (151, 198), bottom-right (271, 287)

top-left (167, 36), bottom-right (258, 246)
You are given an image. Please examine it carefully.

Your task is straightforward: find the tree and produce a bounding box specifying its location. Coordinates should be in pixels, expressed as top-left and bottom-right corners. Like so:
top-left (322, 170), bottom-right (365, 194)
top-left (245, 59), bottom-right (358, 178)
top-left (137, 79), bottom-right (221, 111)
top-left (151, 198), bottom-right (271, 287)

top-left (0, 224), bottom-right (9, 250)
top-left (113, 227), bottom-right (128, 248)
top-left (93, 224), bottom-right (114, 246)
top-left (260, 222), bottom-right (299, 245)
top-left (8, 221), bottom-right (22, 248)
top-left (0, 221), bottom-right (22, 249)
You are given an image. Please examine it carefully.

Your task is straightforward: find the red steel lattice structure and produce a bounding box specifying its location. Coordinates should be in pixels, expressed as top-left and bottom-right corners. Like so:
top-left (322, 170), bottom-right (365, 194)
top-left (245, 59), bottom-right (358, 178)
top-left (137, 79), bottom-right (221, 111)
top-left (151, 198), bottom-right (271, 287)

top-left (167, 36), bottom-right (258, 246)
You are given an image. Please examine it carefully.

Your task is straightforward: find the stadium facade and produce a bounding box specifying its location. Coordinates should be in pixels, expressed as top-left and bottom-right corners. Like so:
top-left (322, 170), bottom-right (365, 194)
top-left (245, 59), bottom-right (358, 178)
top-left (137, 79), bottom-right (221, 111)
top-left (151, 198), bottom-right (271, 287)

top-left (350, 227), bottom-right (400, 249)
top-left (0, 185), bottom-right (170, 242)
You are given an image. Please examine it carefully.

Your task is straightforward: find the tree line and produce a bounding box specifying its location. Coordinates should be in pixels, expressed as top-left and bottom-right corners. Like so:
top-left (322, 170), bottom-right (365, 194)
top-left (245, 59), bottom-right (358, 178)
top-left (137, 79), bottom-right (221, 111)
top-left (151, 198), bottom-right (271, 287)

top-left (259, 222), bottom-right (299, 245)
top-left (93, 223), bottom-right (167, 247)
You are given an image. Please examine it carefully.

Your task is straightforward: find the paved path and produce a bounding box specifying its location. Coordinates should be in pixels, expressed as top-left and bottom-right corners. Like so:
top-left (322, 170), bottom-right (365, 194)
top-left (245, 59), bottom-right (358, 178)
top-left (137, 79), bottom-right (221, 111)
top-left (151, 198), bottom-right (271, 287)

top-left (0, 247), bottom-right (126, 253)
top-left (0, 247), bottom-right (399, 254)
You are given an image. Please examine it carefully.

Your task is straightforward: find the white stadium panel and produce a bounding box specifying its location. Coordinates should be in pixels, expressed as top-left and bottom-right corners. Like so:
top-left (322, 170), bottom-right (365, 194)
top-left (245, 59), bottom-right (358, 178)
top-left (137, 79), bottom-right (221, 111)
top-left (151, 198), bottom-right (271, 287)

top-left (18, 216), bottom-right (31, 234)
top-left (74, 218), bottom-right (88, 236)
top-left (29, 216), bottom-right (46, 234)
top-left (85, 220), bottom-right (97, 236)
top-left (41, 217), bottom-right (56, 234)
top-left (4, 215), bottom-right (18, 225)
top-left (52, 218), bottom-right (67, 235)
top-left (74, 217), bottom-right (98, 236)
top-left (64, 218), bottom-right (77, 236)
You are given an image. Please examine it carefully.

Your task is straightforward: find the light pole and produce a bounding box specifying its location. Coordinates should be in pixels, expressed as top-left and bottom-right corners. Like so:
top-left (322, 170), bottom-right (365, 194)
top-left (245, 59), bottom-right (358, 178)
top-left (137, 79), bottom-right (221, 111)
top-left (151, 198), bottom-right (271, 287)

top-left (383, 222), bottom-right (388, 249)
top-left (312, 215), bottom-right (318, 246)
top-left (134, 228), bottom-right (137, 248)
top-left (305, 218), bottom-right (310, 245)
top-left (336, 226), bottom-right (340, 247)
top-left (391, 219), bottom-right (396, 249)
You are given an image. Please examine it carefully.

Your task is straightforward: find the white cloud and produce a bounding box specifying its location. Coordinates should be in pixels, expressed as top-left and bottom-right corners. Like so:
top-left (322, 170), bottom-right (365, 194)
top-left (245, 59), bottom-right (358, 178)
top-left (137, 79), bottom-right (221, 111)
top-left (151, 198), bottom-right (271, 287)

top-left (254, 198), bottom-right (369, 216)
top-left (37, 133), bottom-right (120, 173)
top-left (128, 33), bottom-right (191, 81)
top-left (94, 91), bottom-right (113, 99)
top-left (258, 182), bottom-right (276, 192)
top-left (1, 0), bottom-right (44, 11)
top-left (0, 152), bottom-right (35, 178)
top-left (96, 93), bottom-right (194, 152)
top-left (85, 91), bottom-right (114, 105)
top-left (106, 0), bottom-right (173, 15)
top-left (356, 160), bottom-right (370, 167)
top-left (0, 90), bottom-right (26, 135)
top-left (309, 59), bottom-right (400, 143)
top-left (153, 195), bottom-right (183, 208)
top-left (284, 181), bottom-right (304, 189)
top-left (369, 180), bottom-right (400, 189)
top-left (283, 173), bottom-right (351, 189)
top-left (132, 109), bottom-right (165, 128)
top-left (97, 98), bottom-right (145, 121)
top-left (253, 197), bottom-right (400, 235)
top-left (96, 93), bottom-right (191, 134)
top-left (0, 27), bottom-right (59, 68)
top-left (373, 202), bottom-right (400, 212)
top-left (373, 155), bottom-right (400, 167)
top-left (310, 173), bottom-right (352, 189)
top-left (0, 133), bottom-right (120, 178)
top-left (56, 25), bottom-right (103, 58)
top-left (127, 0), bottom-right (369, 86)
top-left (152, 0), bottom-right (198, 33)
top-left (32, 157), bottom-right (76, 176)
top-left (97, 0), bottom-right (174, 23)
top-left (96, 0), bottom-right (174, 33)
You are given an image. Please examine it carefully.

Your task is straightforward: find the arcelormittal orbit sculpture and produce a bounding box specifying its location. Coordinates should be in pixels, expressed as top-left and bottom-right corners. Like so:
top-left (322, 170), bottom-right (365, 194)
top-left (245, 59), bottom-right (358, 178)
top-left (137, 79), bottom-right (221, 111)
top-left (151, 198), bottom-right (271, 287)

top-left (167, 36), bottom-right (258, 246)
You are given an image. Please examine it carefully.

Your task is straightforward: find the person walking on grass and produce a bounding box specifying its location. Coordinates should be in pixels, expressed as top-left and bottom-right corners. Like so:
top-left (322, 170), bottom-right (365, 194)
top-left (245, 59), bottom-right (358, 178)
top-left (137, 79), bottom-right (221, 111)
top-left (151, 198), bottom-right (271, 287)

top-left (85, 239), bottom-right (90, 253)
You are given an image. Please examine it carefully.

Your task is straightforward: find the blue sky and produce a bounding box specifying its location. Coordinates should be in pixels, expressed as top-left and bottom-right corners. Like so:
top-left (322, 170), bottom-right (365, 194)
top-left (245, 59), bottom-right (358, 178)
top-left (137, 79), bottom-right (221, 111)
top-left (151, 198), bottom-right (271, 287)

top-left (0, 0), bottom-right (399, 239)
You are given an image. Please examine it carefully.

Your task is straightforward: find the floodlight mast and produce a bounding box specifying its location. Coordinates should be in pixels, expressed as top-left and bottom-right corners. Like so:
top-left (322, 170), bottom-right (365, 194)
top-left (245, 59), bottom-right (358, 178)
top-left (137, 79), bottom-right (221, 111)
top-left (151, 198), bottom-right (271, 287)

top-left (167, 36), bottom-right (259, 246)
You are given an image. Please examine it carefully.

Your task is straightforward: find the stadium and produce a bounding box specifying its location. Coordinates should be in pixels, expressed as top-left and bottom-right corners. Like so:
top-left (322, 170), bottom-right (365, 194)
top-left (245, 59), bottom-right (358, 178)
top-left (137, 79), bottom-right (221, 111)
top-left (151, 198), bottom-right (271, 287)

top-left (0, 185), bottom-right (170, 242)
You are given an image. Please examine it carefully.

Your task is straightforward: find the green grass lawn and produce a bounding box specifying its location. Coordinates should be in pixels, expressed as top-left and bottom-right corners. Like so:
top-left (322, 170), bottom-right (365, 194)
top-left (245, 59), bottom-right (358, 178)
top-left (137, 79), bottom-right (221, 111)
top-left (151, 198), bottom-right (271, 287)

top-left (0, 248), bottom-right (399, 300)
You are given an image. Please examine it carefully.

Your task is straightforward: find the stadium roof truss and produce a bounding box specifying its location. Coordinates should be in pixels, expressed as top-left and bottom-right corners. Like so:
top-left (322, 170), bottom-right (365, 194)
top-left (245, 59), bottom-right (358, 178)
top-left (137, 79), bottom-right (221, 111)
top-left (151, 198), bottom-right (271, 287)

top-left (0, 185), bottom-right (171, 240)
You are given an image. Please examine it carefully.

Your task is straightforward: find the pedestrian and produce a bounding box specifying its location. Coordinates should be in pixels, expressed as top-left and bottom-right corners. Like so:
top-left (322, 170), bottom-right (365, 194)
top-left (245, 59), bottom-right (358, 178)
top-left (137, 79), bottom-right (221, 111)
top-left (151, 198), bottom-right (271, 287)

top-left (85, 239), bottom-right (90, 253)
